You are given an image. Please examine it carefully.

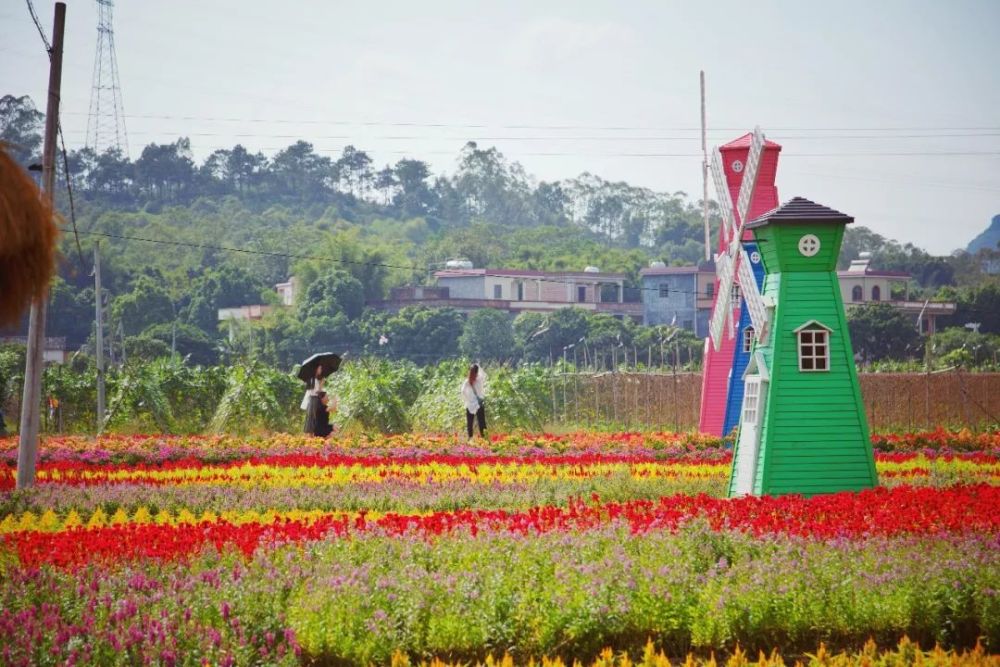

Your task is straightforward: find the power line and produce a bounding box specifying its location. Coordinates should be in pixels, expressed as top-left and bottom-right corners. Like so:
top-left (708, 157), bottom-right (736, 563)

top-left (58, 129), bottom-right (1000, 141)
top-left (24, 0), bottom-right (50, 52)
top-left (55, 111), bottom-right (1000, 133)
top-left (56, 227), bottom-right (716, 297)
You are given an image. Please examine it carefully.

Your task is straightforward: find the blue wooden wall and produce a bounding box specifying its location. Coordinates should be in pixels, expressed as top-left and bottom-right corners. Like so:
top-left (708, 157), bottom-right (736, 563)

top-left (722, 242), bottom-right (766, 436)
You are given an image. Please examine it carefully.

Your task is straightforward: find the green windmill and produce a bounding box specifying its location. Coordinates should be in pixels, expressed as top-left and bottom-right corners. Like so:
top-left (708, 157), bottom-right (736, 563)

top-left (728, 197), bottom-right (877, 497)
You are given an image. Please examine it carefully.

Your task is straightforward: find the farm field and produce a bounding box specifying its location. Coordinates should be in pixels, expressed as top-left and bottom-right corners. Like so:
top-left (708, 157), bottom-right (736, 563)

top-left (1, 430), bottom-right (998, 666)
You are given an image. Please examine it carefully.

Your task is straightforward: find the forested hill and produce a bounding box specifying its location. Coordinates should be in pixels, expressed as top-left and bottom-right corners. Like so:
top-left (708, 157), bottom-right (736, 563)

top-left (2, 92), bottom-right (996, 364)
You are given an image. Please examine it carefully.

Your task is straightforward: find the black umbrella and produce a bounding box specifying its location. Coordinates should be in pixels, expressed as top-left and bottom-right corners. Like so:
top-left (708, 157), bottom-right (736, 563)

top-left (297, 352), bottom-right (342, 383)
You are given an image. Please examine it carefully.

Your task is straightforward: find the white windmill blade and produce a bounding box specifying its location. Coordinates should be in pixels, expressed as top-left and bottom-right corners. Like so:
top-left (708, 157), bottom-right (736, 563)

top-left (708, 251), bottom-right (735, 350)
top-left (710, 148), bottom-right (735, 241)
top-left (737, 246), bottom-right (771, 344)
top-left (734, 126), bottom-right (766, 236)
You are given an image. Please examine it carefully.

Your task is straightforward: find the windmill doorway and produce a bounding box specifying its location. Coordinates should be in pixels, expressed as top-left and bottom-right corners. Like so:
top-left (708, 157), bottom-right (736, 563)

top-left (732, 374), bottom-right (766, 495)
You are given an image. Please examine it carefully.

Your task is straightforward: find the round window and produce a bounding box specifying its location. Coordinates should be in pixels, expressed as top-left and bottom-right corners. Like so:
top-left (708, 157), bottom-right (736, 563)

top-left (731, 160), bottom-right (744, 173)
top-left (798, 234), bottom-right (821, 257)
top-left (750, 251), bottom-right (761, 264)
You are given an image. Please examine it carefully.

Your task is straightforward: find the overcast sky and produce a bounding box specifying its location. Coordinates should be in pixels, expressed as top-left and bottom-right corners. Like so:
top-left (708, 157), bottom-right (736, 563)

top-left (2, 0), bottom-right (998, 254)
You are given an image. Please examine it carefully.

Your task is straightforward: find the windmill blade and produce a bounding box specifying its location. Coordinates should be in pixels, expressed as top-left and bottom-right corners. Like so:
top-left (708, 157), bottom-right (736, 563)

top-left (734, 126), bottom-right (766, 235)
top-left (710, 148), bottom-right (735, 242)
top-left (737, 245), bottom-right (771, 344)
top-left (708, 250), bottom-right (735, 350)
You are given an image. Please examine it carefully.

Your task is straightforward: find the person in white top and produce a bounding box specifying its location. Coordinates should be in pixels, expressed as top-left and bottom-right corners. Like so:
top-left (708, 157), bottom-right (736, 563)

top-left (460, 363), bottom-right (487, 439)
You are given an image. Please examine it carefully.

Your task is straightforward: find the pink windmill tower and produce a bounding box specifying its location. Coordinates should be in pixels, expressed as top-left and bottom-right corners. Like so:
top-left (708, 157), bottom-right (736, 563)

top-left (698, 128), bottom-right (782, 436)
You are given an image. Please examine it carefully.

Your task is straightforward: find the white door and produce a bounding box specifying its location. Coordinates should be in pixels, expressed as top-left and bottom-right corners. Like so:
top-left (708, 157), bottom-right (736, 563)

top-left (732, 376), bottom-right (766, 496)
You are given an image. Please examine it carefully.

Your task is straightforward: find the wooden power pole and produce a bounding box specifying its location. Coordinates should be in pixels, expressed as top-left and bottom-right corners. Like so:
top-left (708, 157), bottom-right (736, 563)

top-left (17, 2), bottom-right (66, 489)
top-left (94, 241), bottom-right (106, 432)
top-left (700, 70), bottom-right (710, 262)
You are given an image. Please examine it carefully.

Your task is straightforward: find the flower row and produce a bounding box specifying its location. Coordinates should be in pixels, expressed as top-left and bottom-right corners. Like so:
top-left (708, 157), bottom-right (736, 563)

top-left (2, 526), bottom-right (997, 665)
top-left (4, 484), bottom-right (999, 567)
top-left (2, 452), bottom-right (995, 492)
top-left (2, 427), bottom-right (996, 467)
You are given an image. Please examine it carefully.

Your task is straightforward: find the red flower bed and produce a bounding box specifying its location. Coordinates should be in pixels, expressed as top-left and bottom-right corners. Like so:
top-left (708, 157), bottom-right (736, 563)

top-left (6, 484), bottom-right (998, 569)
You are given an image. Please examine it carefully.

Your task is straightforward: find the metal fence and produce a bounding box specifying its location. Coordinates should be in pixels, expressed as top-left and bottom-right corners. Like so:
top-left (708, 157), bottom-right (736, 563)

top-left (548, 371), bottom-right (1000, 432)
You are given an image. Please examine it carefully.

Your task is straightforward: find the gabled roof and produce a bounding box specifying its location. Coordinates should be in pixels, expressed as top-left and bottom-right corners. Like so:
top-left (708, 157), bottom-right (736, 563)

top-left (793, 319), bottom-right (833, 333)
top-left (746, 197), bottom-right (854, 229)
top-left (719, 132), bottom-right (782, 151)
top-left (742, 350), bottom-right (770, 381)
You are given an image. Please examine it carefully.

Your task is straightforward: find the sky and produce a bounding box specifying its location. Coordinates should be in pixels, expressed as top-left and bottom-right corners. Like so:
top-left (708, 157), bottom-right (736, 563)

top-left (2, 0), bottom-right (998, 255)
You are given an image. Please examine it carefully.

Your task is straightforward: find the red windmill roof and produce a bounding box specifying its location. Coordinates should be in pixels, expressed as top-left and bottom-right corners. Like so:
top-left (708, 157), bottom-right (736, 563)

top-left (720, 132), bottom-right (782, 150)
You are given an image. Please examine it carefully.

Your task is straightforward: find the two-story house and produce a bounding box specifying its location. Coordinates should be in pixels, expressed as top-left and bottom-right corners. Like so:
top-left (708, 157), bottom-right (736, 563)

top-left (837, 252), bottom-right (956, 334)
top-left (371, 265), bottom-right (642, 320)
top-left (638, 263), bottom-right (716, 335)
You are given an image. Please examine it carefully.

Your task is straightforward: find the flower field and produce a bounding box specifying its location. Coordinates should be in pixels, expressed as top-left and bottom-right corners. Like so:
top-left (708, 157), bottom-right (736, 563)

top-left (1, 431), bottom-right (999, 666)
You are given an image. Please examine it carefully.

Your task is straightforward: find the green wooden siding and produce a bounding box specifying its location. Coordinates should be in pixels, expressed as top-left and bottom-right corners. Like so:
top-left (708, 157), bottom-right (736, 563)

top-left (737, 221), bottom-right (876, 497)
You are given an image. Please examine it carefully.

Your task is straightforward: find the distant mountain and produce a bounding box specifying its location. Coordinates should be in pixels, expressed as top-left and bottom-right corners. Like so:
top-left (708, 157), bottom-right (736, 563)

top-left (967, 214), bottom-right (1000, 253)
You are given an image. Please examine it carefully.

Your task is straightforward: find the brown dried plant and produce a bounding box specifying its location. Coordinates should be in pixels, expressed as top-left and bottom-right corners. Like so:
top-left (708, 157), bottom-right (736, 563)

top-left (0, 143), bottom-right (59, 325)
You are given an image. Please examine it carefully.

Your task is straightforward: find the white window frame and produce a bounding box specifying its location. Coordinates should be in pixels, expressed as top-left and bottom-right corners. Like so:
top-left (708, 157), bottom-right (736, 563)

top-left (742, 377), bottom-right (761, 424)
top-left (794, 321), bottom-right (832, 372)
top-left (743, 326), bottom-right (755, 353)
top-left (731, 283), bottom-right (740, 302)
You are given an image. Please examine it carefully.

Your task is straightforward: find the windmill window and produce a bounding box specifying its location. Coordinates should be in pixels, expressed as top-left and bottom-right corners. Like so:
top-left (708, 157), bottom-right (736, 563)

top-left (798, 327), bottom-right (830, 372)
top-left (659, 284), bottom-right (670, 298)
top-left (706, 283), bottom-right (714, 298)
top-left (871, 285), bottom-right (881, 301)
top-left (742, 379), bottom-right (760, 424)
top-left (852, 285), bottom-right (863, 302)
top-left (743, 326), bottom-right (755, 353)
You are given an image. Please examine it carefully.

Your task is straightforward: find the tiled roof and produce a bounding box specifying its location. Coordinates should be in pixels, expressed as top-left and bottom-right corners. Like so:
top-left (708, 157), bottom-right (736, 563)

top-left (719, 132), bottom-right (782, 150)
top-left (838, 269), bottom-right (911, 278)
top-left (639, 266), bottom-right (713, 277)
top-left (434, 268), bottom-right (627, 279)
top-left (746, 197), bottom-right (854, 229)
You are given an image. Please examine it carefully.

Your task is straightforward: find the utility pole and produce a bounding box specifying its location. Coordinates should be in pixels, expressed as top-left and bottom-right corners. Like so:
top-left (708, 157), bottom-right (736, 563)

top-left (700, 70), bottom-right (710, 262)
top-left (94, 241), bottom-right (106, 432)
top-left (18, 2), bottom-right (66, 489)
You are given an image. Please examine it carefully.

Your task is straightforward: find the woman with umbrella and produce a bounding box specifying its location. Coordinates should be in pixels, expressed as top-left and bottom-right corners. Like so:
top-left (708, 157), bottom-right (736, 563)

top-left (300, 353), bottom-right (341, 437)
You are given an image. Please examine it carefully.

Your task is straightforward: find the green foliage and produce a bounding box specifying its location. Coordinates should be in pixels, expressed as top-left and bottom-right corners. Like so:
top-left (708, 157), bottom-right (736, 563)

top-left (458, 309), bottom-right (516, 361)
top-left (287, 526), bottom-right (1000, 663)
top-left (300, 270), bottom-right (365, 320)
top-left (929, 327), bottom-right (1000, 370)
top-left (110, 275), bottom-right (175, 337)
top-left (940, 283), bottom-right (1000, 334)
top-left (848, 302), bottom-right (922, 363)
top-left (104, 359), bottom-right (178, 433)
top-left (184, 264), bottom-right (267, 332)
top-left (328, 358), bottom-right (424, 434)
top-left (138, 322), bottom-right (219, 366)
top-left (381, 306), bottom-right (465, 363)
top-left (408, 361), bottom-right (553, 432)
top-left (515, 308), bottom-right (590, 363)
top-left (209, 361), bottom-right (300, 434)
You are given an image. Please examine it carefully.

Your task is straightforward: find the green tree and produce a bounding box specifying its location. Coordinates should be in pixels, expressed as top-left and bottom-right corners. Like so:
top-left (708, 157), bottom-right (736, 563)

top-left (140, 322), bottom-right (219, 366)
top-left (458, 309), bottom-right (516, 361)
top-left (300, 270), bottom-right (365, 321)
top-left (514, 308), bottom-right (590, 363)
top-left (0, 94), bottom-right (43, 166)
top-left (847, 302), bottom-right (921, 363)
top-left (382, 306), bottom-right (464, 362)
top-left (111, 275), bottom-right (175, 337)
top-left (185, 265), bottom-right (267, 333)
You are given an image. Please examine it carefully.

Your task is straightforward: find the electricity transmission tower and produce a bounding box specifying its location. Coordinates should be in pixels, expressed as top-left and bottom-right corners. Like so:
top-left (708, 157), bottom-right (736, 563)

top-left (85, 0), bottom-right (128, 155)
